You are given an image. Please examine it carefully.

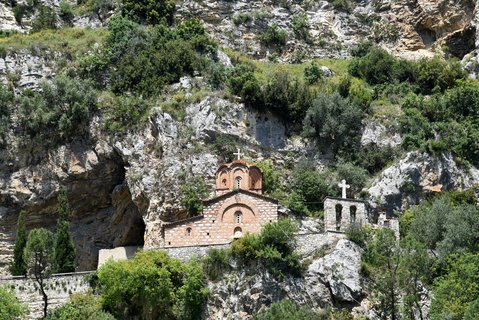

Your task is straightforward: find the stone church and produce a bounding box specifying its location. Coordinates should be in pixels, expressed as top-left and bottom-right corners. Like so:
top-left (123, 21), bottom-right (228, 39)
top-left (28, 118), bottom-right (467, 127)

top-left (162, 158), bottom-right (283, 248)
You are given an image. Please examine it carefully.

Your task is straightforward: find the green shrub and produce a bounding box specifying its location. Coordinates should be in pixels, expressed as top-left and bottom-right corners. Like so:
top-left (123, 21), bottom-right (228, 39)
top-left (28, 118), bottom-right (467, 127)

top-left (331, 0), bottom-right (354, 12)
top-left (231, 219), bottom-right (300, 277)
top-left (103, 94), bottom-right (150, 133)
top-left (31, 6), bottom-right (57, 33)
top-left (303, 92), bottom-right (365, 153)
top-left (0, 285), bottom-right (28, 320)
top-left (292, 14), bottom-right (310, 41)
top-left (181, 176), bottom-right (209, 216)
top-left (287, 162), bottom-right (333, 215)
top-left (254, 299), bottom-right (323, 320)
top-left (262, 71), bottom-right (313, 125)
top-left (430, 253), bottom-right (479, 320)
top-left (98, 250), bottom-right (207, 320)
top-left (346, 224), bottom-right (371, 248)
top-left (335, 161), bottom-right (368, 196)
top-left (303, 62), bottom-right (323, 84)
top-left (59, 1), bottom-right (75, 24)
top-left (18, 75), bottom-right (97, 146)
top-left (0, 84), bottom-right (13, 142)
top-left (233, 13), bottom-right (253, 25)
top-left (121, 0), bottom-right (176, 25)
top-left (45, 292), bottom-right (114, 320)
top-left (260, 23), bottom-right (287, 49)
top-left (413, 57), bottom-right (466, 94)
top-left (13, 4), bottom-right (31, 24)
top-left (203, 248), bottom-right (231, 280)
top-left (228, 64), bottom-right (263, 107)
top-left (348, 47), bottom-right (397, 85)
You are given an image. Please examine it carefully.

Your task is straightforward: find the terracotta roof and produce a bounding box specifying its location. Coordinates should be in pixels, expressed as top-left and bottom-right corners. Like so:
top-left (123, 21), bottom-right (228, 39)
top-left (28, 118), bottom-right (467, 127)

top-left (203, 188), bottom-right (278, 205)
top-left (163, 215), bottom-right (204, 228)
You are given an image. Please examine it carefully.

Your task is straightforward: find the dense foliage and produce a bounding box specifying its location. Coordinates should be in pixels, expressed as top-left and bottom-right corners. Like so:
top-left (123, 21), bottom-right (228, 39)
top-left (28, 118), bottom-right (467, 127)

top-left (24, 228), bottom-right (55, 318)
top-left (181, 176), bottom-right (209, 216)
top-left (17, 75), bottom-right (97, 146)
top-left (230, 219), bottom-right (301, 277)
top-left (45, 293), bottom-right (115, 320)
top-left (121, 0), bottom-right (175, 26)
top-left (253, 299), bottom-right (323, 320)
top-left (97, 250), bottom-right (207, 320)
top-left (361, 192), bottom-right (479, 319)
top-left (9, 210), bottom-right (27, 276)
top-left (53, 188), bottom-right (76, 273)
top-left (0, 285), bottom-right (28, 320)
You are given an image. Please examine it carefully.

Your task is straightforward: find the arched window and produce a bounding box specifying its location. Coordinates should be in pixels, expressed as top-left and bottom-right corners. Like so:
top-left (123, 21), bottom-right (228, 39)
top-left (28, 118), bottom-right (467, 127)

top-left (235, 211), bottom-right (242, 224)
top-left (235, 177), bottom-right (242, 189)
top-left (234, 227), bottom-right (242, 238)
top-left (222, 178), bottom-right (227, 187)
top-left (335, 204), bottom-right (343, 231)
top-left (350, 206), bottom-right (357, 224)
top-left (186, 228), bottom-right (192, 236)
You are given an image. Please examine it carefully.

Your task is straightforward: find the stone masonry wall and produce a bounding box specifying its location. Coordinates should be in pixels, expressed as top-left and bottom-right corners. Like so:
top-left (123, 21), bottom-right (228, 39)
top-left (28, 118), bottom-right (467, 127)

top-left (163, 192), bottom-right (278, 247)
top-left (0, 272), bottom-right (92, 319)
top-left (324, 197), bottom-right (368, 233)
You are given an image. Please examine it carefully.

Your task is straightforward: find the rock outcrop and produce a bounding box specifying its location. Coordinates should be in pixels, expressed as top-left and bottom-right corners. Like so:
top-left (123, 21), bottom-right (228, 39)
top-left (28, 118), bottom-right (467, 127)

top-left (367, 151), bottom-right (479, 218)
top-left (204, 239), bottom-right (364, 319)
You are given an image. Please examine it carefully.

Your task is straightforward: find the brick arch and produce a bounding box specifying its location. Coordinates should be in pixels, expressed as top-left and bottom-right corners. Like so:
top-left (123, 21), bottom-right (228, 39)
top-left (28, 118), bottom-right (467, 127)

top-left (221, 203), bottom-right (256, 223)
top-left (217, 196), bottom-right (260, 219)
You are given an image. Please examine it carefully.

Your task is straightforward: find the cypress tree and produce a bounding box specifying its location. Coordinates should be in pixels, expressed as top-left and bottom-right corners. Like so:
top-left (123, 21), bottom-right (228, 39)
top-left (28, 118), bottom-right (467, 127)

top-left (53, 187), bottom-right (76, 273)
top-left (9, 210), bottom-right (27, 276)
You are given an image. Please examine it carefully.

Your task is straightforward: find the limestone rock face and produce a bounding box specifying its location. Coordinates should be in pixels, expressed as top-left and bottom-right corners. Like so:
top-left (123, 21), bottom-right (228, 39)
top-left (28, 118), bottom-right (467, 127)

top-left (367, 151), bottom-right (479, 217)
top-left (361, 120), bottom-right (401, 148)
top-left (308, 239), bottom-right (363, 302)
top-left (204, 239), bottom-right (364, 319)
top-left (0, 52), bottom-right (60, 91)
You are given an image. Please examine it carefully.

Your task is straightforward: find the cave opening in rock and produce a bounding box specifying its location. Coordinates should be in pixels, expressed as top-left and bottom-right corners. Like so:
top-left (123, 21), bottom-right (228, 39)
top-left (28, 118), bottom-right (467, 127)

top-left (416, 25), bottom-right (437, 48)
top-left (119, 214), bottom-right (146, 247)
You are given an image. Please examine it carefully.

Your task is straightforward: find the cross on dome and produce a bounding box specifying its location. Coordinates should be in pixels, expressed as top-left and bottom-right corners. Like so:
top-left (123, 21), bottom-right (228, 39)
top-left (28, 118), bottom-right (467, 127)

top-left (233, 148), bottom-right (244, 160)
top-left (338, 179), bottom-right (350, 199)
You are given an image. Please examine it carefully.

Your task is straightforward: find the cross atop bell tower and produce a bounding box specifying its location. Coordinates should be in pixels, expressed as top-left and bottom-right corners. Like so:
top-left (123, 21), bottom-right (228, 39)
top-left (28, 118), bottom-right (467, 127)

top-left (233, 148), bottom-right (244, 160)
top-left (338, 179), bottom-right (350, 199)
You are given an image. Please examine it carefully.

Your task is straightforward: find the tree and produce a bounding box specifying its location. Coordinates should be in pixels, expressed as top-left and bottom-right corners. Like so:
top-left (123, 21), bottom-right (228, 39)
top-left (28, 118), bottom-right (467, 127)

top-left (430, 253), bottom-right (479, 320)
top-left (24, 228), bottom-right (55, 318)
top-left (53, 188), bottom-right (76, 273)
top-left (303, 93), bottom-right (364, 153)
top-left (9, 210), bottom-right (27, 276)
top-left (97, 250), bottom-right (207, 320)
top-left (363, 228), bottom-right (400, 320)
top-left (45, 292), bottom-right (115, 320)
top-left (0, 285), bottom-right (28, 320)
top-left (121, 0), bottom-right (176, 25)
top-left (181, 177), bottom-right (209, 216)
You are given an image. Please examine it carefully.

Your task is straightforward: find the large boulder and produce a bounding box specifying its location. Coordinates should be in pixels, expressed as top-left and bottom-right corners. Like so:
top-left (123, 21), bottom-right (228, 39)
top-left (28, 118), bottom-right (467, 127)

top-left (307, 239), bottom-right (363, 302)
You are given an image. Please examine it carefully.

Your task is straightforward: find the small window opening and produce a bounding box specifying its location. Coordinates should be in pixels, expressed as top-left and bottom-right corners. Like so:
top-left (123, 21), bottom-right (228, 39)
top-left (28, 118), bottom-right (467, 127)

top-left (168, 242), bottom-right (171, 245)
top-left (335, 204), bottom-right (343, 231)
top-left (350, 206), bottom-right (357, 224)
top-left (186, 228), bottom-right (192, 236)
top-left (235, 177), bottom-right (242, 189)
top-left (235, 211), bottom-right (242, 224)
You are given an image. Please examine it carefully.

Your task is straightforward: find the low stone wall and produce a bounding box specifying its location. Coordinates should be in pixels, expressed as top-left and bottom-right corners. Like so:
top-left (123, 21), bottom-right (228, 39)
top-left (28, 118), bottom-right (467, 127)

top-left (0, 271), bottom-right (93, 319)
top-left (295, 232), bottom-right (345, 258)
top-left (98, 246), bottom-right (141, 268)
top-left (154, 243), bottom-right (232, 261)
